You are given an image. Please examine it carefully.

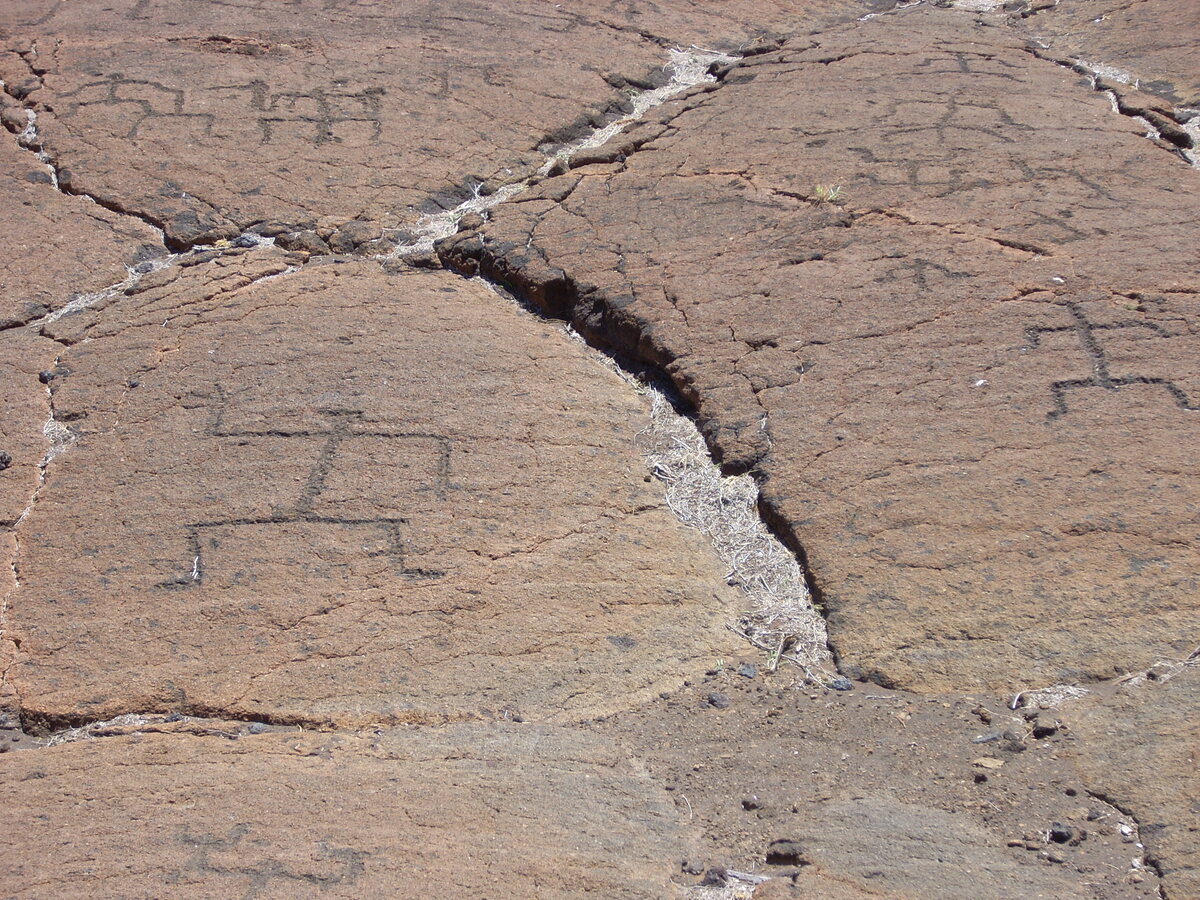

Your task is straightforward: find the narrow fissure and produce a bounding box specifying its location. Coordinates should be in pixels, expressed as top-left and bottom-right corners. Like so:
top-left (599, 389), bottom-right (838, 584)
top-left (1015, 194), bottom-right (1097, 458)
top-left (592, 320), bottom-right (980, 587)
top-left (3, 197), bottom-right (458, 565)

top-left (0, 69), bottom-right (180, 249)
top-left (467, 277), bottom-right (835, 679)
top-left (382, 46), bottom-right (739, 259)
top-left (1027, 50), bottom-right (1199, 169)
top-left (1083, 788), bottom-right (1168, 898)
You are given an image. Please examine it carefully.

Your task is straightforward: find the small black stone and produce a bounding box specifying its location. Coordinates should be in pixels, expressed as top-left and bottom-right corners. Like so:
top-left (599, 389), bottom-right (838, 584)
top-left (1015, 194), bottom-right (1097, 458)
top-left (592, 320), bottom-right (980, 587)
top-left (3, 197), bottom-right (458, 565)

top-left (736, 662), bottom-right (758, 679)
top-left (705, 692), bottom-right (730, 709)
top-left (0, 451), bottom-right (11, 472)
top-left (1048, 823), bottom-right (1074, 844)
top-left (829, 676), bottom-right (853, 691)
top-left (765, 839), bottom-right (808, 866)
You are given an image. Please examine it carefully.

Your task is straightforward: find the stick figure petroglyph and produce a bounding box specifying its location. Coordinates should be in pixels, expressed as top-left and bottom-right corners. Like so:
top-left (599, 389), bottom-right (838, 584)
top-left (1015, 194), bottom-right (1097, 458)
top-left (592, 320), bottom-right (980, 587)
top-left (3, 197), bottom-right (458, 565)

top-left (1025, 301), bottom-right (1198, 419)
top-left (162, 400), bottom-right (451, 589)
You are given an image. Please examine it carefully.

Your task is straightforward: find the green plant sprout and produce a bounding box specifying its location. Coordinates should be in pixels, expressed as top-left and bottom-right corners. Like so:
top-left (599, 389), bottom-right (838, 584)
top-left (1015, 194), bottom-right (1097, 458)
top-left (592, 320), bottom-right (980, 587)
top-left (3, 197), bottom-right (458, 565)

top-left (813, 183), bottom-right (845, 205)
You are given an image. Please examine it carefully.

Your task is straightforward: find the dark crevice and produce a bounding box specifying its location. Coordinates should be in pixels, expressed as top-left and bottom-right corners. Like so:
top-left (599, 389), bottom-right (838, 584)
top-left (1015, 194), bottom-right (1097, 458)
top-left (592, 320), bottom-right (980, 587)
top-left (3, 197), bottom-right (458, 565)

top-left (17, 705), bottom-right (317, 739)
top-left (433, 238), bottom-right (850, 683)
top-left (1083, 788), bottom-right (1168, 898)
top-left (0, 83), bottom-right (177, 252)
top-left (1026, 47), bottom-right (1196, 160)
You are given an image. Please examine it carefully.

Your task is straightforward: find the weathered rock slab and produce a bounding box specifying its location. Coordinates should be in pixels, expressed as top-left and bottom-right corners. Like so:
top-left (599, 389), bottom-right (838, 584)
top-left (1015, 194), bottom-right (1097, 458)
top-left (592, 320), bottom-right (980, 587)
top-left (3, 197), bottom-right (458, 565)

top-left (1016, 0), bottom-right (1200, 107)
top-left (0, 724), bottom-right (692, 898)
top-left (444, 5), bottom-right (1200, 692)
top-left (1065, 673), bottom-right (1200, 900)
top-left (0, 1), bottom-right (915, 250)
top-left (7, 251), bottom-right (739, 727)
top-left (0, 135), bottom-right (161, 327)
top-left (2, 1), bottom-right (669, 247)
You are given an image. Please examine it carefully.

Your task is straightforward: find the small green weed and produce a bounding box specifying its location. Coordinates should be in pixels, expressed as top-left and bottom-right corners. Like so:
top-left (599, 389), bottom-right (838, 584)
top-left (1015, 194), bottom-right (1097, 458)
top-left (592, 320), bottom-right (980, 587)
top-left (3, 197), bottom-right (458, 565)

top-left (813, 183), bottom-right (845, 205)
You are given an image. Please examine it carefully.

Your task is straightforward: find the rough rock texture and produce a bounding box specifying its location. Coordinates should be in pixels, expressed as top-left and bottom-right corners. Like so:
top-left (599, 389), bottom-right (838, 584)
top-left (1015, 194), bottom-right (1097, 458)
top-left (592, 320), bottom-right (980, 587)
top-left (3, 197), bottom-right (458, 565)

top-left (0, 330), bottom-right (58, 728)
top-left (1064, 673), bottom-right (1200, 899)
top-left (551, 0), bottom-right (898, 47)
top-left (1016, 0), bottom-right (1200, 107)
top-left (0, 0), bottom-right (895, 250)
top-left (1, 0), bottom-right (1197, 897)
top-left (0, 330), bottom-right (57, 528)
top-left (596, 671), bottom-right (1157, 900)
top-left (1, 1), bottom-right (672, 248)
top-left (0, 724), bottom-right (692, 898)
top-left (0, 136), bottom-right (161, 327)
top-left (443, 4), bottom-right (1200, 694)
top-left (6, 250), bottom-right (740, 727)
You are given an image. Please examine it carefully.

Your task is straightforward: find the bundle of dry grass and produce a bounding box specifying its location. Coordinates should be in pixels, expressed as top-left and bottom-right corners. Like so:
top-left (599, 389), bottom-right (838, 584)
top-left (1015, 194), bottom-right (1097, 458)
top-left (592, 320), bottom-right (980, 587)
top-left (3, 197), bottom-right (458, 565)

top-left (637, 386), bottom-right (832, 677)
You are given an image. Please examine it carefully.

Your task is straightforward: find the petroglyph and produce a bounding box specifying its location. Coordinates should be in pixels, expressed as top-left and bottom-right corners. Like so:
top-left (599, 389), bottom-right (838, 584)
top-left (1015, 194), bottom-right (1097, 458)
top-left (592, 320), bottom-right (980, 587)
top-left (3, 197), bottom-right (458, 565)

top-left (165, 403), bottom-right (451, 588)
top-left (55, 74), bottom-right (385, 145)
top-left (1025, 301), bottom-right (1198, 419)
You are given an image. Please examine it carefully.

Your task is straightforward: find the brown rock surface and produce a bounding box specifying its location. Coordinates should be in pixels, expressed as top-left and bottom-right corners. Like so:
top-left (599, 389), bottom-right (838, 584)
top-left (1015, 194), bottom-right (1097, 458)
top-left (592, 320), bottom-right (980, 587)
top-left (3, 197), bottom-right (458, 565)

top-left (443, 4), bottom-right (1200, 693)
top-left (1014, 0), bottom-right (1200, 107)
top-left (0, 330), bottom-right (58, 727)
top-left (595, 671), bottom-right (1157, 900)
top-left (0, 135), bottom-right (161, 327)
top-left (1064, 671), bottom-right (1200, 899)
top-left (0, 0), bottom-right (895, 250)
top-left (0, 330), bottom-right (58, 529)
top-left (2, 1), bottom-right (1197, 897)
top-left (1, 1), bottom-right (673, 248)
top-left (6, 248), bottom-right (740, 727)
top-left (0, 723), bottom-right (692, 898)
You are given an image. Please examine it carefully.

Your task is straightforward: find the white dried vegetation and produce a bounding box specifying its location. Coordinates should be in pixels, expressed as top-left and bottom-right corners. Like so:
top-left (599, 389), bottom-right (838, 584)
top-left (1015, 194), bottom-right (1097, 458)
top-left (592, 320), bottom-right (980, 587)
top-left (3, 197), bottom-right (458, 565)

top-left (388, 46), bottom-right (737, 257)
top-left (555, 323), bottom-right (831, 675)
top-left (637, 386), bottom-right (832, 676)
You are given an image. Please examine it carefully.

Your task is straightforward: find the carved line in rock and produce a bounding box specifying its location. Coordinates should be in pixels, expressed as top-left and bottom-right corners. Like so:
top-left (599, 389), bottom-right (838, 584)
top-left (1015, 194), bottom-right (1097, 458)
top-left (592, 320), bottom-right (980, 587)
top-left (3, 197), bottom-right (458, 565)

top-left (56, 74), bottom-right (387, 145)
top-left (162, 398), bottom-right (452, 589)
top-left (170, 823), bottom-right (368, 892)
top-left (1025, 300), bottom-right (1198, 419)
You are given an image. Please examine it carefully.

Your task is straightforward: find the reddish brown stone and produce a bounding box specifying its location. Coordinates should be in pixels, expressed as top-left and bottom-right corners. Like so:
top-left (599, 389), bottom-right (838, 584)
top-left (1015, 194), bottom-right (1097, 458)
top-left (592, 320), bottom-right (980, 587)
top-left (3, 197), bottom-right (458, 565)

top-left (1, 1), bottom-right (1196, 896)
top-left (0, 330), bottom-right (58, 527)
top-left (595, 672), bottom-right (1157, 900)
top-left (1015, 0), bottom-right (1200, 107)
top-left (0, 1), bottom-right (907, 250)
top-left (0, 137), bottom-right (161, 327)
top-left (0, 724), bottom-right (693, 898)
top-left (6, 250), bottom-right (740, 727)
top-left (1, 330), bottom-right (62, 726)
top-left (441, 5), bottom-right (1200, 693)
top-left (1065, 674), bottom-right (1200, 900)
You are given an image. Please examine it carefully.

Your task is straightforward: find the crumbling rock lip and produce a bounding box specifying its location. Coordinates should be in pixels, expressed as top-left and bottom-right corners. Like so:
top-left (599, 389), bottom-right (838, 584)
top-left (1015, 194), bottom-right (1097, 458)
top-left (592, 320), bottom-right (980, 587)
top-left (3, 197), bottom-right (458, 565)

top-left (1027, 49), bottom-right (1200, 166)
top-left (385, 46), bottom-right (739, 260)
